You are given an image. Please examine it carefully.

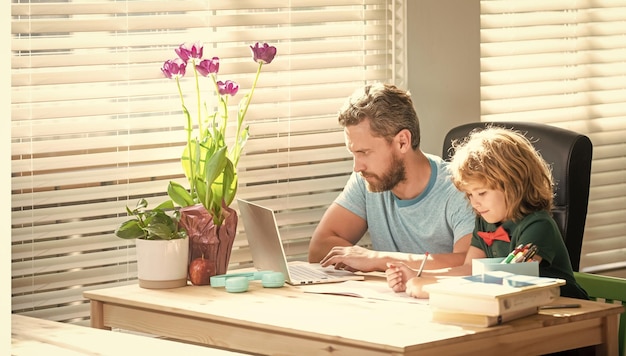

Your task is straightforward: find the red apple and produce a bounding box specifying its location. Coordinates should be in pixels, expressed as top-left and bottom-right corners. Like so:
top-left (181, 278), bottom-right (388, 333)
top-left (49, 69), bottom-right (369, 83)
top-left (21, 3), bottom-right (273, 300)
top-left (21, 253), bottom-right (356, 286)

top-left (188, 257), bottom-right (216, 285)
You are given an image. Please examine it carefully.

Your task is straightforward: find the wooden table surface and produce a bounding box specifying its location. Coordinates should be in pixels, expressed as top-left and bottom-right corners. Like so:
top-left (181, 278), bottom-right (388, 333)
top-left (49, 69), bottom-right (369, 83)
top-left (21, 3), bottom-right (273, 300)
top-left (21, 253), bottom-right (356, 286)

top-left (84, 274), bottom-right (623, 356)
top-left (11, 314), bottom-right (247, 355)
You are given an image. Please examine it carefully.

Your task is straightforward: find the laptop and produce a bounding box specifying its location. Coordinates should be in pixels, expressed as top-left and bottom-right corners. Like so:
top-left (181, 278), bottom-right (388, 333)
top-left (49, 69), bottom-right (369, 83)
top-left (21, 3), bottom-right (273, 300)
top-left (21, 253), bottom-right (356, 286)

top-left (237, 198), bottom-right (365, 285)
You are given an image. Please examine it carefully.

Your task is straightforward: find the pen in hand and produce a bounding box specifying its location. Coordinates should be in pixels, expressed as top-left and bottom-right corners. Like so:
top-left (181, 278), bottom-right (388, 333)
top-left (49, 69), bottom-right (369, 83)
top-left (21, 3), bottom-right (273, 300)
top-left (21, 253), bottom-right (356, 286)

top-left (417, 252), bottom-right (429, 277)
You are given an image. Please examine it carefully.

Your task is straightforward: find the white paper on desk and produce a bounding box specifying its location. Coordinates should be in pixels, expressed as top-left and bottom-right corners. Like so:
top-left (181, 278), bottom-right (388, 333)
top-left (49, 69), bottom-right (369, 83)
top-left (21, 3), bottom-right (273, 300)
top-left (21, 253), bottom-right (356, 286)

top-left (300, 280), bottom-right (428, 304)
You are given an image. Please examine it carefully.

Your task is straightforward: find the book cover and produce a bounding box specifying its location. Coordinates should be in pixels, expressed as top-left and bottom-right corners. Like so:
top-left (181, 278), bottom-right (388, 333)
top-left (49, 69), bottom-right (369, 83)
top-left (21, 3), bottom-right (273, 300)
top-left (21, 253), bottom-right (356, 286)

top-left (430, 306), bottom-right (539, 327)
top-left (424, 271), bottom-right (565, 316)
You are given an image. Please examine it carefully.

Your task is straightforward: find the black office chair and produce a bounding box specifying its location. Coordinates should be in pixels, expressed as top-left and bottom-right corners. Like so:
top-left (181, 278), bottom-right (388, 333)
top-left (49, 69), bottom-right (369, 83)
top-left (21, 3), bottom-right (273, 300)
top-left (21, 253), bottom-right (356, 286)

top-left (442, 122), bottom-right (593, 272)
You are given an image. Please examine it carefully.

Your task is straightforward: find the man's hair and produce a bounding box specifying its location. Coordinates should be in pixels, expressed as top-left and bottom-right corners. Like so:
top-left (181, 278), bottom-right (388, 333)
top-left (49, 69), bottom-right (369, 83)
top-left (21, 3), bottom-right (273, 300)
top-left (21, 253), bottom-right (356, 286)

top-left (337, 83), bottom-right (421, 149)
top-left (448, 126), bottom-right (554, 221)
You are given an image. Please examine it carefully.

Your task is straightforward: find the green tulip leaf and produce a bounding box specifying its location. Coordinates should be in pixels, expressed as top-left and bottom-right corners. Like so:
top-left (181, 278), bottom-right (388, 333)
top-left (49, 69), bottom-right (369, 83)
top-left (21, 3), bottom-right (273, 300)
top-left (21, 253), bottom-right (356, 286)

top-left (203, 147), bottom-right (228, 187)
top-left (167, 181), bottom-right (195, 207)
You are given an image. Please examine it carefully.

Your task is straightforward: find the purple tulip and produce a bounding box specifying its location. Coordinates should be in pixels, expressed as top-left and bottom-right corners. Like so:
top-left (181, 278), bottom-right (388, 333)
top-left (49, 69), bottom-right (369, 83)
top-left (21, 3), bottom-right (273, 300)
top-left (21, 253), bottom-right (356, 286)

top-left (161, 59), bottom-right (186, 79)
top-left (250, 42), bottom-right (277, 64)
top-left (176, 42), bottom-right (204, 62)
top-left (196, 57), bottom-right (220, 77)
top-left (217, 80), bottom-right (239, 96)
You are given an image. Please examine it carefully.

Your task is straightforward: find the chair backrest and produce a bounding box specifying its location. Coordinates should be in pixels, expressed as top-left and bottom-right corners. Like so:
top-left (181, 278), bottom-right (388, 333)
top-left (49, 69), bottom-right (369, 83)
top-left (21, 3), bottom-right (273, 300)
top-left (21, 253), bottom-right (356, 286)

top-left (442, 122), bottom-right (593, 271)
top-left (574, 271), bottom-right (626, 356)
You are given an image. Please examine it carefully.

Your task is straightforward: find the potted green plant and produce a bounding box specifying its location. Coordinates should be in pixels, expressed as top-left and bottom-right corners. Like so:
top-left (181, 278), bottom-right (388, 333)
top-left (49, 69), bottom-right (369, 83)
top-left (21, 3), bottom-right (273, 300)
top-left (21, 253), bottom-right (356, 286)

top-left (115, 199), bottom-right (189, 289)
top-left (160, 42), bottom-right (277, 285)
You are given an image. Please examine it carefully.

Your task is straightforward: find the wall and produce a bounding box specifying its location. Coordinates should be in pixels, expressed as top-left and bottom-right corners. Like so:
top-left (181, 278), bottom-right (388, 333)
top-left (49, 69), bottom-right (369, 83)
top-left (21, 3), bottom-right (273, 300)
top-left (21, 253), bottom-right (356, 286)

top-left (406, 0), bottom-right (480, 157)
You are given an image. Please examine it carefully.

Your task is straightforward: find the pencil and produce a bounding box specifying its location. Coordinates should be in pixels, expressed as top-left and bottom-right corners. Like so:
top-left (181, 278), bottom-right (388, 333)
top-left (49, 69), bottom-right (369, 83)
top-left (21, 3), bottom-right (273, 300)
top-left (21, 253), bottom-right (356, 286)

top-left (539, 303), bottom-right (581, 310)
top-left (417, 252), bottom-right (429, 277)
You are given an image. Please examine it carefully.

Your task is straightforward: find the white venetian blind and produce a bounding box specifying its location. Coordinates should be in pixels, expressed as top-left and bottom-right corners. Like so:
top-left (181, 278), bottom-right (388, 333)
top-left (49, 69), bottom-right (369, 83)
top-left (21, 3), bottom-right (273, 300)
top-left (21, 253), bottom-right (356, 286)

top-left (11, 0), bottom-right (404, 324)
top-left (480, 0), bottom-right (626, 273)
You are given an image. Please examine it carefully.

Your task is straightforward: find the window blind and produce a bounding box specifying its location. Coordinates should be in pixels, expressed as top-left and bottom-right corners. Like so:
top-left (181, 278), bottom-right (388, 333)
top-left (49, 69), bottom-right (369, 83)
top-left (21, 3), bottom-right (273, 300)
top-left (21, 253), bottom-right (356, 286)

top-left (480, 0), bottom-right (626, 274)
top-left (11, 0), bottom-right (405, 324)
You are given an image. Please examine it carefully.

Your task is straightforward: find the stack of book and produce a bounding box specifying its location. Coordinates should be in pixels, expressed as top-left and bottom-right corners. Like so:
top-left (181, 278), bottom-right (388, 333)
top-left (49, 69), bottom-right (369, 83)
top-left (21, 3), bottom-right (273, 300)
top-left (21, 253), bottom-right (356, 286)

top-left (424, 271), bottom-right (565, 327)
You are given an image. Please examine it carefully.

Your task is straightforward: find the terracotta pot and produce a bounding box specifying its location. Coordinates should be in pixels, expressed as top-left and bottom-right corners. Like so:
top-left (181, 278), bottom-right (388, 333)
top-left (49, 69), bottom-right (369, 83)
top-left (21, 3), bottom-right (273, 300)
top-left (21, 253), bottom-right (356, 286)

top-left (179, 204), bottom-right (238, 285)
top-left (135, 238), bottom-right (189, 289)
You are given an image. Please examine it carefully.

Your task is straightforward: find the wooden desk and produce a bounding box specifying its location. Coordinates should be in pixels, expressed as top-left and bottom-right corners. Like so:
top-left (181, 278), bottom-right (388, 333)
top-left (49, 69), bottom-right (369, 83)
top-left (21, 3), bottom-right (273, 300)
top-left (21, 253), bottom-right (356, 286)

top-left (11, 314), bottom-right (244, 355)
top-left (84, 276), bottom-right (623, 356)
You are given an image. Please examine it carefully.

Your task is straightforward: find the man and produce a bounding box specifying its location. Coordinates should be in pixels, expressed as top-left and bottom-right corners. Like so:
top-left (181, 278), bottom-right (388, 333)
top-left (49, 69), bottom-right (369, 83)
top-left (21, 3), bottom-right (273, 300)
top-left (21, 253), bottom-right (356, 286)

top-left (308, 83), bottom-right (474, 272)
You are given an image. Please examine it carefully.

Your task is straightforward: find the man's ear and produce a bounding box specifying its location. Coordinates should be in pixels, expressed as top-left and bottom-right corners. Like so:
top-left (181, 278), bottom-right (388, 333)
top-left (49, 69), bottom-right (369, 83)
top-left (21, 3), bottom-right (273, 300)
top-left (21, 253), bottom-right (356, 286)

top-left (395, 129), bottom-right (412, 152)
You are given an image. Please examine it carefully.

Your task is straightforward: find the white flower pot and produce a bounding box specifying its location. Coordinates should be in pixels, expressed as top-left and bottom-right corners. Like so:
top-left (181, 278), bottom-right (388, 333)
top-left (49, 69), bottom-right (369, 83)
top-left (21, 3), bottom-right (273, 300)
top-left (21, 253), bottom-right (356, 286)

top-left (135, 238), bottom-right (189, 289)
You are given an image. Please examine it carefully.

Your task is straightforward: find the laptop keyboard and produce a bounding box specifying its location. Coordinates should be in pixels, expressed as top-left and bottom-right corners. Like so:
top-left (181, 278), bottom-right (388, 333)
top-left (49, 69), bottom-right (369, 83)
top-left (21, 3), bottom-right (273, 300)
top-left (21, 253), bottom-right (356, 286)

top-left (289, 264), bottom-right (339, 282)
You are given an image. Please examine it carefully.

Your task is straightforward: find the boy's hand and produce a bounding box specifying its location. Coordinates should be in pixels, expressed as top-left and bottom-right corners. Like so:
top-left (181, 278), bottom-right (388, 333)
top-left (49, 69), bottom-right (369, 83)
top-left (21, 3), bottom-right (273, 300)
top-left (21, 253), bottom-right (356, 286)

top-left (405, 275), bottom-right (437, 299)
top-left (385, 262), bottom-right (417, 293)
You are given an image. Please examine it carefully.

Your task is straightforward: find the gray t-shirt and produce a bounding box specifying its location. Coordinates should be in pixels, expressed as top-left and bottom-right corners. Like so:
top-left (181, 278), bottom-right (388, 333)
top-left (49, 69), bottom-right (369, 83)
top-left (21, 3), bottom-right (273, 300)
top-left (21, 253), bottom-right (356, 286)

top-left (334, 154), bottom-right (474, 254)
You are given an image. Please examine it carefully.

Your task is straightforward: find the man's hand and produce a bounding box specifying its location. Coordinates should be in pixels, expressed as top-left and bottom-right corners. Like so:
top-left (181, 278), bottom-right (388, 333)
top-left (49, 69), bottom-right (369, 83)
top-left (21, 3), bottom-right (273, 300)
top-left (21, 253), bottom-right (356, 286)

top-left (319, 245), bottom-right (382, 272)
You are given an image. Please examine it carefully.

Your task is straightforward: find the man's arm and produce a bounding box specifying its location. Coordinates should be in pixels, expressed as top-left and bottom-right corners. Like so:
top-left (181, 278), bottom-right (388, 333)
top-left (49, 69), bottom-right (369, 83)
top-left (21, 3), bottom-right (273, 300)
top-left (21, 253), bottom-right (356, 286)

top-left (309, 201), bottom-right (473, 272)
top-left (419, 232), bottom-right (472, 269)
top-left (368, 233), bottom-right (472, 271)
top-left (308, 203), bottom-right (368, 262)
top-left (319, 233), bottom-right (473, 272)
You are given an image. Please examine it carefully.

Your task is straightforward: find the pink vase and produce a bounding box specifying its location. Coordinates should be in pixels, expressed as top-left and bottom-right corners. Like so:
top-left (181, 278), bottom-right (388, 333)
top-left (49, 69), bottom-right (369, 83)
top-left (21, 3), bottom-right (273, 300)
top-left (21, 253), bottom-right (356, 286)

top-left (178, 204), bottom-right (238, 285)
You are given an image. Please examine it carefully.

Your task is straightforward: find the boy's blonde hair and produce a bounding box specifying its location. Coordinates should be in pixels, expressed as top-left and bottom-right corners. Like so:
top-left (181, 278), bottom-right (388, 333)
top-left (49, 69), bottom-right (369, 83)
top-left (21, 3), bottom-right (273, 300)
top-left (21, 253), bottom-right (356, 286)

top-left (449, 126), bottom-right (554, 221)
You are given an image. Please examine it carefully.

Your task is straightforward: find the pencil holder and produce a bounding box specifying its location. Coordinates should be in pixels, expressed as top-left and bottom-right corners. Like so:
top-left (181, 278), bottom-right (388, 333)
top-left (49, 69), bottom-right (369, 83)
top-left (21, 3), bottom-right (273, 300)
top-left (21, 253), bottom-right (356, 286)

top-left (472, 258), bottom-right (538, 277)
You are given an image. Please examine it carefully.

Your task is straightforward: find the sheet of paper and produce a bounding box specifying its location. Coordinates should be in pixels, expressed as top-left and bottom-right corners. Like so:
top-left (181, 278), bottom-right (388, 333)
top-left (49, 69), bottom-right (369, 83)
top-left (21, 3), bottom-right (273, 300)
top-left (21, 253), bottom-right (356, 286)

top-left (300, 280), bottom-right (429, 304)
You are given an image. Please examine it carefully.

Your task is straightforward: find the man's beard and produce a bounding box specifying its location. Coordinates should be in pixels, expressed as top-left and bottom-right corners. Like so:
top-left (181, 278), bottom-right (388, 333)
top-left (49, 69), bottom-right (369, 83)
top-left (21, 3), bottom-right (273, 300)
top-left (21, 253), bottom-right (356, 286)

top-left (362, 154), bottom-right (406, 192)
